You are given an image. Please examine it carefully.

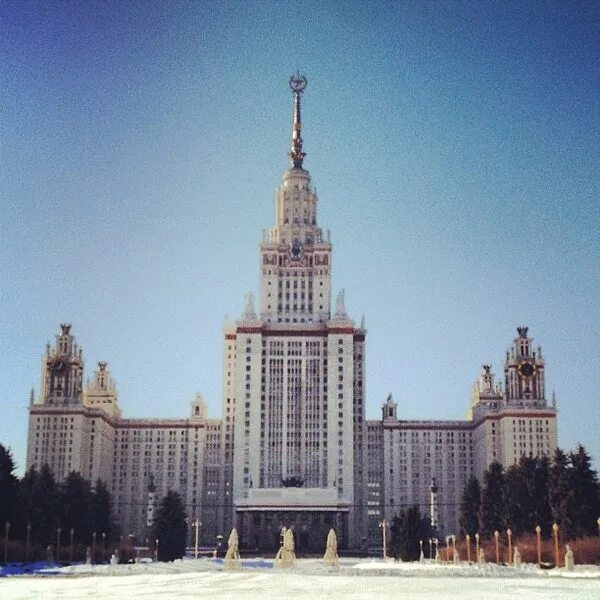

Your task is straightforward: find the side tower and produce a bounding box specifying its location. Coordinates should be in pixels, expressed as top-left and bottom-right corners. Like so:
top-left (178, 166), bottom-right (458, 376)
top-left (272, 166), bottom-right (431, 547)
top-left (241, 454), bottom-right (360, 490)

top-left (27, 324), bottom-right (93, 480)
top-left (40, 323), bottom-right (84, 406)
top-left (504, 326), bottom-right (546, 407)
top-left (471, 327), bottom-right (557, 479)
top-left (225, 75), bottom-right (367, 551)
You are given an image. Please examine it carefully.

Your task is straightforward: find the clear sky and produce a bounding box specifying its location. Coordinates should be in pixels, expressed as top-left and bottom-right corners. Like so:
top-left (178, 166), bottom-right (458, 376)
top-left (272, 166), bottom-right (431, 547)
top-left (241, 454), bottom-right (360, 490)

top-left (1, 0), bottom-right (599, 474)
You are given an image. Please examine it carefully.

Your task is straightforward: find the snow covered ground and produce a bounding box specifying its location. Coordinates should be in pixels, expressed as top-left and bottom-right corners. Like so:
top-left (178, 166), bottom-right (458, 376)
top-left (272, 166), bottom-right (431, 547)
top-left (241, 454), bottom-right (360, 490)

top-left (1, 558), bottom-right (599, 599)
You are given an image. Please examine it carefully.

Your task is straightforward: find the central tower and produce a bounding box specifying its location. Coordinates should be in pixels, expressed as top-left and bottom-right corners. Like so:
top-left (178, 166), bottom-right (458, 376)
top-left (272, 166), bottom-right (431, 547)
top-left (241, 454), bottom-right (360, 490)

top-left (224, 76), bottom-right (366, 552)
top-left (260, 73), bottom-right (331, 326)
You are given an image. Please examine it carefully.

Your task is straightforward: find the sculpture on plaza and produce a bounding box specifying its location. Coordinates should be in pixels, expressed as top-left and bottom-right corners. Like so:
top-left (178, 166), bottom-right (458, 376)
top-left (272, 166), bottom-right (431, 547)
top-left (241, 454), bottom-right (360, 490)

top-left (223, 528), bottom-right (241, 570)
top-left (564, 544), bottom-right (574, 571)
top-left (323, 528), bottom-right (339, 567)
top-left (513, 546), bottom-right (522, 569)
top-left (275, 527), bottom-right (296, 568)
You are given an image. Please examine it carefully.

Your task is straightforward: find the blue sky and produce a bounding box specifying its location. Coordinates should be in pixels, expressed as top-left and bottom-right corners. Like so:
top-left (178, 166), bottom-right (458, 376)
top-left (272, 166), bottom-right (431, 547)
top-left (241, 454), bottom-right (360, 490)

top-left (1, 0), bottom-right (599, 473)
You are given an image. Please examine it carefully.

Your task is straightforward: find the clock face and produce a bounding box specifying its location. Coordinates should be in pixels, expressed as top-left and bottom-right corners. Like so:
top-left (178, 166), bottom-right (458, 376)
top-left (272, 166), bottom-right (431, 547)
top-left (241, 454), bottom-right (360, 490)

top-left (52, 360), bottom-right (66, 373)
top-left (518, 362), bottom-right (534, 378)
top-left (289, 241), bottom-right (303, 260)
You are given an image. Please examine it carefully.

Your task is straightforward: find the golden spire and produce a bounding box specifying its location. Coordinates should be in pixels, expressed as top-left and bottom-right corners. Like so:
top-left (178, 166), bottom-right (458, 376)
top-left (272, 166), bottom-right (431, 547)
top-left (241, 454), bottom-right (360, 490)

top-left (288, 72), bottom-right (307, 168)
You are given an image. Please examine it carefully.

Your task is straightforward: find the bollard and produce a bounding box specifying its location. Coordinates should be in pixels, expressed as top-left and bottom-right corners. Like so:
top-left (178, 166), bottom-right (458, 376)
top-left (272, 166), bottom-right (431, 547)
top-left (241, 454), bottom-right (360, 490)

top-left (494, 530), bottom-right (499, 564)
top-left (552, 524), bottom-right (559, 568)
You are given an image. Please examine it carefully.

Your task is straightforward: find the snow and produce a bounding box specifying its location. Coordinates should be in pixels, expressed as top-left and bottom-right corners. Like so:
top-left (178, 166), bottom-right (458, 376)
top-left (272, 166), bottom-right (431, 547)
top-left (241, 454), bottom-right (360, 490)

top-left (1, 558), bottom-right (599, 599)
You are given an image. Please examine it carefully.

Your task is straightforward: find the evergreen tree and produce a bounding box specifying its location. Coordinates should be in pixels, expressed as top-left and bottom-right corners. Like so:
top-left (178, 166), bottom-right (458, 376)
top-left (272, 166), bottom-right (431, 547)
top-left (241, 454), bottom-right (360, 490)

top-left (459, 476), bottom-right (481, 536)
top-left (549, 448), bottom-right (575, 538)
top-left (389, 505), bottom-right (431, 561)
top-left (568, 445), bottom-right (600, 538)
top-left (504, 456), bottom-right (552, 536)
top-left (0, 444), bottom-right (20, 532)
top-left (531, 455), bottom-right (553, 533)
top-left (92, 479), bottom-right (113, 539)
top-left (22, 464), bottom-right (60, 546)
top-left (60, 471), bottom-right (93, 543)
top-left (152, 491), bottom-right (187, 561)
top-left (479, 461), bottom-right (505, 536)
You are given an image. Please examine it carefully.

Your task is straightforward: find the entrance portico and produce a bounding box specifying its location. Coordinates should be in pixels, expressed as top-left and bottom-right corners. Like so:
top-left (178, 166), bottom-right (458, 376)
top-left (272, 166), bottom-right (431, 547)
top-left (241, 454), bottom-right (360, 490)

top-left (236, 487), bottom-right (350, 553)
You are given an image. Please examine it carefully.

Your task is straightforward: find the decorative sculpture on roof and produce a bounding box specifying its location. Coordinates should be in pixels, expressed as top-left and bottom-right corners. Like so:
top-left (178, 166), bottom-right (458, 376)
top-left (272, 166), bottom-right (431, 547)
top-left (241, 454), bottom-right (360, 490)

top-left (243, 291), bottom-right (256, 319)
top-left (335, 288), bottom-right (346, 317)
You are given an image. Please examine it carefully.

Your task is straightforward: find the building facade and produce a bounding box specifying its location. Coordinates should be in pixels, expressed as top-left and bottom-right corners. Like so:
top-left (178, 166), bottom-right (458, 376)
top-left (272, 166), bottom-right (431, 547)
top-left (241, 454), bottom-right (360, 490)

top-left (25, 77), bottom-right (557, 550)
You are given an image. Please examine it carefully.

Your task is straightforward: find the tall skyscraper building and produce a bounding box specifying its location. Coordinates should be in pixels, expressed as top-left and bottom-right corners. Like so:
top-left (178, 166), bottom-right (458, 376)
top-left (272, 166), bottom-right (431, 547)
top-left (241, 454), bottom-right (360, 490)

top-left (25, 76), bottom-right (557, 551)
top-left (224, 74), bottom-right (366, 551)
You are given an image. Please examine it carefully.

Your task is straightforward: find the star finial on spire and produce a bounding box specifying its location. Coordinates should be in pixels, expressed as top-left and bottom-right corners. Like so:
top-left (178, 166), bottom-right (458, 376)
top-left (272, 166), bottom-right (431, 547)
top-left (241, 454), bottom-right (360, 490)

top-left (288, 72), bottom-right (307, 168)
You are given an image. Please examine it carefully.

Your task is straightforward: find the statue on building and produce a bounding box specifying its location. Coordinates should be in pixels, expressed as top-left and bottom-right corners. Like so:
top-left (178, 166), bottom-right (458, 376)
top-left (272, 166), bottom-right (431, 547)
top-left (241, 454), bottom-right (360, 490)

top-left (243, 291), bottom-right (257, 319)
top-left (335, 289), bottom-right (346, 317)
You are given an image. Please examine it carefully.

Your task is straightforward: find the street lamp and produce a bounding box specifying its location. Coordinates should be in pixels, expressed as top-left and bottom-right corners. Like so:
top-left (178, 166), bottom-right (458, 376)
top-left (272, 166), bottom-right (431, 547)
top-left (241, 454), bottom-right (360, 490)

top-left (192, 518), bottom-right (202, 559)
top-left (25, 523), bottom-right (31, 563)
top-left (493, 530), bottom-right (500, 564)
top-left (506, 529), bottom-right (513, 565)
top-left (475, 533), bottom-right (480, 563)
top-left (101, 532), bottom-right (106, 563)
top-left (428, 538), bottom-right (433, 559)
top-left (70, 528), bottom-right (75, 563)
top-left (552, 523), bottom-right (559, 568)
top-left (466, 534), bottom-right (471, 564)
top-left (535, 525), bottom-right (541, 567)
top-left (4, 522), bottom-right (10, 564)
top-left (56, 527), bottom-right (62, 563)
top-left (154, 538), bottom-right (159, 562)
top-left (378, 519), bottom-right (387, 560)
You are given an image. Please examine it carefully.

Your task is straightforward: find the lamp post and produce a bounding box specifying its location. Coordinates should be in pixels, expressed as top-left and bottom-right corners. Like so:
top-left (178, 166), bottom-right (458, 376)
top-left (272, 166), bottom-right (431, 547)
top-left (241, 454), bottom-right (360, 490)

top-left (466, 534), bottom-right (471, 564)
top-left (154, 538), bottom-right (159, 562)
top-left (506, 529), bottom-right (512, 565)
top-left (493, 530), bottom-right (499, 564)
top-left (193, 518), bottom-right (201, 559)
top-left (101, 532), bottom-right (106, 563)
top-left (378, 519), bottom-right (387, 560)
top-left (25, 523), bottom-right (31, 563)
top-left (4, 521), bottom-right (10, 564)
top-left (56, 527), bottom-right (62, 563)
top-left (552, 523), bottom-right (559, 568)
top-left (475, 533), bottom-right (480, 563)
top-left (535, 525), bottom-right (541, 567)
top-left (92, 532), bottom-right (96, 565)
top-left (70, 528), bottom-right (75, 563)
top-left (428, 538), bottom-right (433, 559)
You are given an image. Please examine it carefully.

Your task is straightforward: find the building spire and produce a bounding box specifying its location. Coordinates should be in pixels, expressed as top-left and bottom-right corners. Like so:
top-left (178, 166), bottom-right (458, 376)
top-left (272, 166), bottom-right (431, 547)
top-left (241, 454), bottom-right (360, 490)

top-left (288, 72), bottom-right (307, 169)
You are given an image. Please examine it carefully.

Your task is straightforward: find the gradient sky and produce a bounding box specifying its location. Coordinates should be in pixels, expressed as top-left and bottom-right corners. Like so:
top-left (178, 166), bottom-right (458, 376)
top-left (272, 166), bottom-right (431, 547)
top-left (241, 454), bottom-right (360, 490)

top-left (1, 0), bottom-right (599, 474)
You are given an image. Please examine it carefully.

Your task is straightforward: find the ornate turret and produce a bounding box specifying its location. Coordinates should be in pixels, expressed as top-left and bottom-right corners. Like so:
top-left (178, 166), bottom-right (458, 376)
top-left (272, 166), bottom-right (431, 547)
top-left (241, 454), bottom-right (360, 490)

top-left (468, 363), bottom-right (505, 420)
top-left (84, 361), bottom-right (121, 418)
top-left (382, 393), bottom-right (398, 421)
top-left (504, 326), bottom-right (546, 407)
top-left (40, 323), bottom-right (84, 406)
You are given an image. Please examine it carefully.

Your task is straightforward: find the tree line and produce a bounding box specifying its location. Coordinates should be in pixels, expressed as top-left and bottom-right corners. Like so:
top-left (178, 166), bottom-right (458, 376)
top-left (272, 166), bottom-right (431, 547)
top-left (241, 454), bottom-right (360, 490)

top-left (0, 444), bottom-right (116, 561)
top-left (461, 445), bottom-right (600, 539)
top-left (0, 443), bottom-right (191, 563)
top-left (389, 445), bottom-right (599, 561)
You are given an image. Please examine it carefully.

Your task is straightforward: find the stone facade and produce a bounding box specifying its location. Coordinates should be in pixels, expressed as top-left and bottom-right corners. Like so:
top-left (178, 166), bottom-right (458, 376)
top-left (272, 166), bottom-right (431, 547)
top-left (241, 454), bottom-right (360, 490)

top-left (25, 79), bottom-right (558, 549)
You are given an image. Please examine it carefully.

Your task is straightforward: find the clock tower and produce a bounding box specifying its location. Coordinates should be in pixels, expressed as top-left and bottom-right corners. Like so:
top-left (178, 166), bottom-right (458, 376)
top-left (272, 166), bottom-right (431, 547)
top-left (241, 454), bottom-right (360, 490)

top-left (40, 323), bottom-right (84, 406)
top-left (504, 326), bottom-right (546, 407)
